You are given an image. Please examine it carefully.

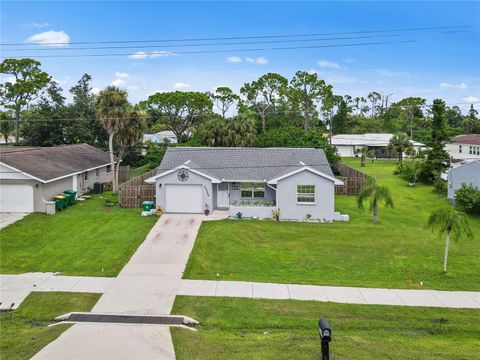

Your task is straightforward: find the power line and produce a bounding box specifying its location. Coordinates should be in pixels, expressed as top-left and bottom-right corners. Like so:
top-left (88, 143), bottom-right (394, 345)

top-left (1, 25), bottom-right (472, 46)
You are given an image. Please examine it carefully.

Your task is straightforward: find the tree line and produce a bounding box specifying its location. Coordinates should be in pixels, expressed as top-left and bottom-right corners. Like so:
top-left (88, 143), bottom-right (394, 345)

top-left (1, 58), bottom-right (479, 189)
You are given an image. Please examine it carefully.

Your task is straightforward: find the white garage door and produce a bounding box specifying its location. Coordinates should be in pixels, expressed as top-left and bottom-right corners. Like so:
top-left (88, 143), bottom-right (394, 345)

top-left (165, 184), bottom-right (203, 213)
top-left (0, 184), bottom-right (34, 212)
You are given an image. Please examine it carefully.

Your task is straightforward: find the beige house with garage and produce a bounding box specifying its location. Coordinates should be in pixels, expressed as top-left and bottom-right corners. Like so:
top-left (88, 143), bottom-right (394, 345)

top-left (0, 144), bottom-right (113, 213)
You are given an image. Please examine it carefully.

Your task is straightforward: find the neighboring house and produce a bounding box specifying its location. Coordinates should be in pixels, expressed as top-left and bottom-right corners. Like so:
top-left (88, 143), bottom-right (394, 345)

top-left (145, 147), bottom-right (346, 221)
top-left (331, 133), bottom-right (427, 158)
top-left (0, 144), bottom-right (113, 213)
top-left (143, 131), bottom-right (178, 144)
top-left (445, 134), bottom-right (480, 161)
top-left (447, 159), bottom-right (480, 202)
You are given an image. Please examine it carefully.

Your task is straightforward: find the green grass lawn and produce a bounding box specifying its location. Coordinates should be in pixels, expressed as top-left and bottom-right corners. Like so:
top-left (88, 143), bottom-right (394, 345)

top-left (0, 292), bottom-right (100, 360)
top-left (171, 296), bottom-right (480, 360)
top-left (184, 159), bottom-right (480, 290)
top-left (0, 193), bottom-right (157, 276)
top-left (126, 163), bottom-right (152, 181)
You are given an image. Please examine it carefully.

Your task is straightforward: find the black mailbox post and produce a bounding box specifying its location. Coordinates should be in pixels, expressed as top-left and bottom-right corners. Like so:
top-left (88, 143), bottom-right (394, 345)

top-left (318, 318), bottom-right (331, 360)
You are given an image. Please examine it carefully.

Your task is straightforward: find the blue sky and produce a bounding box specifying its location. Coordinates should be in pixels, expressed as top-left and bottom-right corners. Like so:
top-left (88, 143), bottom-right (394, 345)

top-left (1, 1), bottom-right (479, 113)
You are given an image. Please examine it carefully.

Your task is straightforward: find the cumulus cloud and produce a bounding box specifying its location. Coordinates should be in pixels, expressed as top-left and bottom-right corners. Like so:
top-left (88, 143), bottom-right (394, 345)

top-left (174, 82), bottom-right (190, 89)
top-left (112, 78), bottom-right (126, 87)
top-left (91, 87), bottom-right (101, 95)
top-left (115, 72), bottom-right (129, 79)
top-left (229, 56), bottom-right (268, 65)
top-left (317, 60), bottom-right (343, 69)
top-left (25, 30), bottom-right (70, 47)
top-left (128, 50), bottom-right (175, 59)
top-left (227, 56), bottom-right (242, 63)
top-left (463, 96), bottom-right (479, 103)
top-left (23, 22), bottom-right (49, 29)
top-left (439, 82), bottom-right (468, 90)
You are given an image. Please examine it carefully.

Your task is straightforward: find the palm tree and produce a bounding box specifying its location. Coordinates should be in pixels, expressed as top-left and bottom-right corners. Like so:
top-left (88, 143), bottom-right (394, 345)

top-left (354, 146), bottom-right (375, 167)
top-left (225, 116), bottom-right (256, 147)
top-left (426, 207), bottom-right (473, 273)
top-left (388, 132), bottom-right (413, 162)
top-left (95, 86), bottom-right (129, 193)
top-left (115, 108), bottom-right (146, 186)
top-left (357, 181), bottom-right (394, 224)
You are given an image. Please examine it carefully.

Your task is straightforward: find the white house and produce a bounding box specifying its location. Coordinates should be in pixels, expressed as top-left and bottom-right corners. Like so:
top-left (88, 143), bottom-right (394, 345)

top-left (0, 144), bottom-right (113, 213)
top-left (447, 159), bottom-right (480, 202)
top-left (146, 147), bottom-right (347, 221)
top-left (331, 133), bottom-right (427, 158)
top-left (143, 131), bottom-right (178, 145)
top-left (445, 134), bottom-right (480, 161)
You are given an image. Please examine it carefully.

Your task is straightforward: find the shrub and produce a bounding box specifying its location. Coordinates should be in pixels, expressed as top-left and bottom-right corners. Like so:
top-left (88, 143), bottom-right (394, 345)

top-left (455, 184), bottom-right (480, 214)
top-left (394, 160), bottom-right (423, 185)
top-left (433, 178), bottom-right (447, 195)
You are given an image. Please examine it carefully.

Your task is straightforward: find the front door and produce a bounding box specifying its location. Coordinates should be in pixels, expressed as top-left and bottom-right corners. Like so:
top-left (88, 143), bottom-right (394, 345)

top-left (217, 183), bottom-right (229, 207)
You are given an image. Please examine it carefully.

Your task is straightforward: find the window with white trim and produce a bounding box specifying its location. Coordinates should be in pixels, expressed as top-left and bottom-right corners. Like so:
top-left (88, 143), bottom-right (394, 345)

top-left (106, 165), bottom-right (112, 173)
top-left (95, 169), bottom-right (100, 177)
top-left (297, 185), bottom-right (315, 203)
top-left (240, 182), bottom-right (265, 198)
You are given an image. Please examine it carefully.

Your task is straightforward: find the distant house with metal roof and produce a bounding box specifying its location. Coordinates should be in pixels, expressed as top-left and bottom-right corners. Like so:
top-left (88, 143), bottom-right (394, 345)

top-left (0, 144), bottom-right (113, 213)
top-left (146, 147), bottom-right (347, 221)
top-left (143, 131), bottom-right (178, 145)
top-left (445, 134), bottom-right (480, 161)
top-left (331, 133), bottom-right (427, 158)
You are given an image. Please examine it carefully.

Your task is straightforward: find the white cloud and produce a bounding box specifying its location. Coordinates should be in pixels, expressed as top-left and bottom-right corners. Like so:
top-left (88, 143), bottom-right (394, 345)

top-left (112, 78), bottom-right (126, 87)
top-left (463, 96), bottom-right (479, 103)
top-left (91, 87), bottom-right (101, 95)
top-left (25, 30), bottom-right (70, 47)
top-left (115, 72), bottom-right (129, 79)
top-left (439, 82), bottom-right (468, 90)
top-left (128, 51), bottom-right (175, 59)
top-left (227, 56), bottom-right (242, 63)
top-left (256, 56), bottom-right (268, 65)
top-left (23, 22), bottom-right (49, 29)
top-left (3, 76), bottom-right (17, 84)
top-left (127, 85), bottom-right (139, 91)
top-left (317, 60), bottom-right (343, 69)
top-left (174, 82), bottom-right (190, 89)
top-left (227, 56), bottom-right (267, 65)
top-left (128, 51), bottom-right (149, 59)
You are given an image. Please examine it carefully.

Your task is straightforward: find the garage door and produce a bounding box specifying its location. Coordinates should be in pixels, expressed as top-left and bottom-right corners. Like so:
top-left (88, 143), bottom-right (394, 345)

top-left (165, 184), bottom-right (203, 213)
top-left (0, 184), bottom-right (34, 212)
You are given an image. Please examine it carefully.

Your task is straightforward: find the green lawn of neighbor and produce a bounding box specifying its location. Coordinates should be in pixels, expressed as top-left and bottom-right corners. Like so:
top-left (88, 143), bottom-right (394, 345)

top-left (0, 292), bottom-right (100, 360)
top-left (171, 296), bottom-right (480, 360)
top-left (183, 159), bottom-right (480, 291)
top-left (0, 193), bottom-right (157, 276)
top-left (126, 163), bottom-right (152, 181)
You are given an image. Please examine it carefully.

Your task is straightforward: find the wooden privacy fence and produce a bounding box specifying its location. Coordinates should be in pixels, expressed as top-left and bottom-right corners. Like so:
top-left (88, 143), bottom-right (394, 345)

top-left (118, 167), bottom-right (157, 208)
top-left (334, 163), bottom-right (372, 195)
top-left (118, 165), bottom-right (130, 183)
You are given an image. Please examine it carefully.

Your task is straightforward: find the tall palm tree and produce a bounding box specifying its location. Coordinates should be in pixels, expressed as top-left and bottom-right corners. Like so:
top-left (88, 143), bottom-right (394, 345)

top-left (426, 207), bottom-right (473, 273)
top-left (225, 116), bottom-right (256, 147)
top-left (115, 108), bottom-right (146, 186)
top-left (354, 146), bottom-right (375, 167)
top-left (357, 181), bottom-right (394, 224)
top-left (95, 86), bottom-right (129, 193)
top-left (388, 132), bottom-right (413, 162)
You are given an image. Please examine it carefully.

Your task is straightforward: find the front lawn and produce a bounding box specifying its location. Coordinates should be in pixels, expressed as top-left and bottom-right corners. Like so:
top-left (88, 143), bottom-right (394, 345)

top-left (0, 292), bottom-right (100, 360)
top-left (0, 193), bottom-right (157, 276)
top-left (171, 296), bottom-right (480, 360)
top-left (183, 160), bottom-right (480, 290)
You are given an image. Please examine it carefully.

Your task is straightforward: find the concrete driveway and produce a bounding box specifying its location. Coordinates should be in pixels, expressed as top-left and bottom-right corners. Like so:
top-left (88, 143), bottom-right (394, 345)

top-left (0, 212), bottom-right (27, 229)
top-left (33, 213), bottom-right (210, 360)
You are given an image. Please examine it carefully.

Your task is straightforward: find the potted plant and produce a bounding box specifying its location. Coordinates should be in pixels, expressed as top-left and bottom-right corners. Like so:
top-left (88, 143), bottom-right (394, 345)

top-left (204, 204), bottom-right (210, 216)
top-left (305, 213), bottom-right (312, 221)
top-left (272, 208), bottom-right (280, 221)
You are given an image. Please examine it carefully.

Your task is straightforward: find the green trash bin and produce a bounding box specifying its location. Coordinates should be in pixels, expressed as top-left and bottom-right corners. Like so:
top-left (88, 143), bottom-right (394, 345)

top-left (63, 190), bottom-right (77, 204)
top-left (61, 192), bottom-right (74, 206)
top-left (142, 201), bottom-right (155, 211)
top-left (53, 195), bottom-right (67, 210)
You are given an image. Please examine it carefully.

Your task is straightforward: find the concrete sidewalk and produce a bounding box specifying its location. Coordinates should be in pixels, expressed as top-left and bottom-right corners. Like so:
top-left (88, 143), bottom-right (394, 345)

top-left (178, 280), bottom-right (480, 309)
top-left (0, 273), bottom-right (114, 310)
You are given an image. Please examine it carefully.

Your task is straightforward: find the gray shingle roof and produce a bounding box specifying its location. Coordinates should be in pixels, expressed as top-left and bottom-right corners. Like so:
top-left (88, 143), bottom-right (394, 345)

top-left (158, 147), bottom-right (334, 181)
top-left (0, 144), bottom-right (112, 182)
